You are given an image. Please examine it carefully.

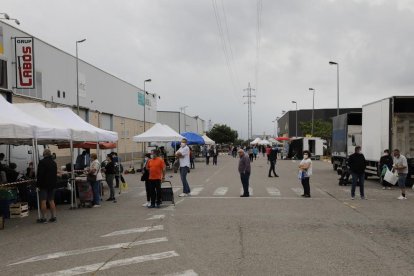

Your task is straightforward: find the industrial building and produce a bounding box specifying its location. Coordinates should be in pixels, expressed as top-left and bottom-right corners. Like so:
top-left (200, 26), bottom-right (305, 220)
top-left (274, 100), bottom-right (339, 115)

top-left (278, 108), bottom-right (362, 137)
top-left (0, 21), bottom-right (158, 163)
top-left (157, 111), bottom-right (205, 135)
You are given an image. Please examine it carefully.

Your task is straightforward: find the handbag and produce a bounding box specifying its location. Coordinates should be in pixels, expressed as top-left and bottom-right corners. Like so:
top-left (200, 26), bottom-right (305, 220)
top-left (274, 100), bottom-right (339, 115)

top-left (173, 159), bottom-right (180, 173)
top-left (87, 173), bottom-right (97, 183)
top-left (141, 169), bottom-right (149, 182)
top-left (384, 169), bottom-right (398, 185)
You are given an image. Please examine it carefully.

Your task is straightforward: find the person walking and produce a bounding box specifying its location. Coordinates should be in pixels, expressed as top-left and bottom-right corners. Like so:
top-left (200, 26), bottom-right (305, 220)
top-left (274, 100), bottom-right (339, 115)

top-left (176, 138), bottom-right (191, 197)
top-left (238, 149), bottom-right (251, 197)
top-left (248, 146), bottom-right (254, 162)
top-left (348, 146), bottom-right (366, 200)
top-left (253, 147), bottom-right (259, 160)
top-left (298, 150), bottom-right (312, 198)
top-left (212, 145), bottom-right (218, 166)
top-left (146, 150), bottom-right (166, 208)
top-left (265, 145), bottom-right (272, 164)
top-left (89, 153), bottom-right (102, 207)
top-left (36, 149), bottom-right (58, 223)
top-left (103, 154), bottom-right (116, 202)
top-left (205, 145), bottom-right (211, 165)
top-left (112, 152), bottom-right (125, 189)
top-left (268, 145), bottom-right (279, 177)
top-left (232, 146), bottom-right (238, 158)
top-left (393, 149), bottom-right (408, 200)
top-left (190, 147), bottom-right (195, 169)
top-left (141, 153), bottom-right (151, 207)
top-left (379, 149), bottom-right (393, 190)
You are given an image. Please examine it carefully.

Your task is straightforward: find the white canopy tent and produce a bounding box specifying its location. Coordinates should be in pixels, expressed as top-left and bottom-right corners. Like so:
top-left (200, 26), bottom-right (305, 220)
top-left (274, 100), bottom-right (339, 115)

top-left (258, 139), bottom-right (271, 145)
top-left (250, 138), bottom-right (262, 145)
top-left (133, 123), bottom-right (184, 142)
top-left (49, 108), bottom-right (118, 142)
top-left (202, 135), bottom-right (215, 145)
top-left (0, 97), bottom-right (71, 143)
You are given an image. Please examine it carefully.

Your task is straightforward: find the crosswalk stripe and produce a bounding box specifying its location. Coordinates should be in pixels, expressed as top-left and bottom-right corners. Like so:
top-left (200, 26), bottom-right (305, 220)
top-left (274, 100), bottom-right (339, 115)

top-left (266, 187), bottom-right (281, 196)
top-left (291, 188), bottom-right (303, 195)
top-left (190, 187), bottom-right (204, 195)
top-left (36, 251), bottom-right (179, 276)
top-left (240, 187), bottom-right (253, 195)
top-left (9, 237), bottom-right (168, 266)
top-left (101, 225), bottom-right (164, 237)
top-left (165, 269), bottom-right (199, 276)
top-left (146, 214), bottom-right (166, 220)
top-left (213, 187), bottom-right (228, 196)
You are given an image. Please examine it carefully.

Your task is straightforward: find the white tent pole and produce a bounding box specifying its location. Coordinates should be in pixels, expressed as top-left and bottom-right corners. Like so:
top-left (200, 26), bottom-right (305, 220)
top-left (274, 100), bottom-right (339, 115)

top-left (32, 138), bottom-right (41, 219)
top-left (69, 140), bottom-right (76, 209)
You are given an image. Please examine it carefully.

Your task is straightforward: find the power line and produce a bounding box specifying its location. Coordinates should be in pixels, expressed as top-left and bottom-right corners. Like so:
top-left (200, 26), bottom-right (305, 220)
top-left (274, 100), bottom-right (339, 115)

top-left (243, 82), bottom-right (256, 141)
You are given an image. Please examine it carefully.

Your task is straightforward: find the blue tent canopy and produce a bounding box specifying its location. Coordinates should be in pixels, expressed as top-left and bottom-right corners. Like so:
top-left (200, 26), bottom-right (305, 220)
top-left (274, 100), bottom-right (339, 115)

top-left (171, 132), bottom-right (205, 147)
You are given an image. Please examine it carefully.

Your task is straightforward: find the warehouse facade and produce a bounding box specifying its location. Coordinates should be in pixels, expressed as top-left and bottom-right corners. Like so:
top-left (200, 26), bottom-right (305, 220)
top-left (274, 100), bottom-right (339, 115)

top-left (0, 21), bottom-right (157, 163)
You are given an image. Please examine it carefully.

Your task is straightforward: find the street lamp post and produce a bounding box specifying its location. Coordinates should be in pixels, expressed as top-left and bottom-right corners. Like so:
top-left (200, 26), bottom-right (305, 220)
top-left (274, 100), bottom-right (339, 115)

top-left (143, 79), bottom-right (151, 132)
top-left (292, 101), bottom-right (298, 137)
top-left (76, 39), bottom-right (86, 115)
top-left (142, 79), bottom-right (151, 155)
top-left (329, 61), bottom-right (339, 116)
top-left (309, 88), bottom-right (315, 136)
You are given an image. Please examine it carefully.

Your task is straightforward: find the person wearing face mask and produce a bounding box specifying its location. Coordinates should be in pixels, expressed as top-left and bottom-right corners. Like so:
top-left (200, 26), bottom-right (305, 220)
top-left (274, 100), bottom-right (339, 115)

top-left (393, 149), bottom-right (408, 200)
top-left (141, 153), bottom-right (151, 207)
top-left (298, 150), bottom-right (312, 198)
top-left (379, 149), bottom-right (393, 190)
top-left (348, 146), bottom-right (366, 200)
top-left (176, 138), bottom-right (191, 197)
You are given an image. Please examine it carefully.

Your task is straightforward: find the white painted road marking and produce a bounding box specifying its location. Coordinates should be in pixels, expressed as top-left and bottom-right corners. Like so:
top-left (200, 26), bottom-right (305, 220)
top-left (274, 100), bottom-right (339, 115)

top-left (190, 187), bottom-right (204, 195)
top-left (165, 269), bottom-right (199, 276)
top-left (240, 187), bottom-right (253, 195)
top-left (36, 251), bottom-right (179, 276)
top-left (146, 214), bottom-right (166, 220)
top-left (291, 188), bottom-right (303, 195)
top-left (213, 187), bottom-right (228, 196)
top-left (266, 187), bottom-right (281, 196)
top-left (9, 237), bottom-right (168, 266)
top-left (101, 225), bottom-right (164, 237)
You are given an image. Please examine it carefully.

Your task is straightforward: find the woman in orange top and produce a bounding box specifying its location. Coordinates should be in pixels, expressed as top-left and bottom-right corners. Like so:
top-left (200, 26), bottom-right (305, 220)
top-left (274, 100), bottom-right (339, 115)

top-left (146, 150), bottom-right (166, 208)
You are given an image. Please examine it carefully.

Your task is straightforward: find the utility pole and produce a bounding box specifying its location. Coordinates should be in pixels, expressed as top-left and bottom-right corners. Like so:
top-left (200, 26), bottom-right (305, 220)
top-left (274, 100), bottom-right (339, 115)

top-left (243, 82), bottom-right (256, 142)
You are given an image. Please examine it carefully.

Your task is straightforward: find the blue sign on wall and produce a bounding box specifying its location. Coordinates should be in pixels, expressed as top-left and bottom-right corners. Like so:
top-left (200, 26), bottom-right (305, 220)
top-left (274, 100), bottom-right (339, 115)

top-left (138, 92), bottom-right (145, 106)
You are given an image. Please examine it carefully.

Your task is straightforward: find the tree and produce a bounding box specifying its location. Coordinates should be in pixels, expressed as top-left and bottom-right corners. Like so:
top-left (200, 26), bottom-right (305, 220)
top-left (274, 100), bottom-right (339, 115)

top-left (299, 120), bottom-right (332, 142)
top-left (206, 124), bottom-right (238, 144)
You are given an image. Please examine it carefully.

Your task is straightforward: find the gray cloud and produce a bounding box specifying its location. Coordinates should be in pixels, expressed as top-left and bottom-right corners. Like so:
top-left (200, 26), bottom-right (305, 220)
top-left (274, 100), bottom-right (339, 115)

top-left (2, 0), bottom-right (414, 138)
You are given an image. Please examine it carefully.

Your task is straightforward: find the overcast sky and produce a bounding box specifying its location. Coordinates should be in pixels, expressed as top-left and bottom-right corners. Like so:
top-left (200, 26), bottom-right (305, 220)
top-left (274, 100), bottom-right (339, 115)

top-left (2, 0), bottom-right (414, 138)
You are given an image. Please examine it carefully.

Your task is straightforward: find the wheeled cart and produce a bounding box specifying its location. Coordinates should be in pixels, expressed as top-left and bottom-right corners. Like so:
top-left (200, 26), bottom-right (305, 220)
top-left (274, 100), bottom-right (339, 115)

top-left (76, 179), bottom-right (93, 208)
top-left (161, 180), bottom-right (175, 205)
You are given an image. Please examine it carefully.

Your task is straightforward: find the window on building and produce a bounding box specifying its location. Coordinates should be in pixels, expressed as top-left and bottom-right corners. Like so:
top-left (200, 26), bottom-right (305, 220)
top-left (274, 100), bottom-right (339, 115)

top-left (63, 91), bottom-right (65, 98)
top-left (57, 90), bottom-right (60, 98)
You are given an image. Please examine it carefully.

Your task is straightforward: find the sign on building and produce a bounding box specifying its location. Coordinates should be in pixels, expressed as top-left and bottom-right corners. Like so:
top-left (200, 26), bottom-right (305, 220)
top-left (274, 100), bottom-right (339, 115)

top-left (15, 37), bottom-right (35, 89)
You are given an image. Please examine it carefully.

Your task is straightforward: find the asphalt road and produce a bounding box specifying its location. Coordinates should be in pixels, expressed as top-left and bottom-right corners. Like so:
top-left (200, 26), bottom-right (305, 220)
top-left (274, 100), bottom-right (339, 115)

top-left (1, 155), bottom-right (414, 276)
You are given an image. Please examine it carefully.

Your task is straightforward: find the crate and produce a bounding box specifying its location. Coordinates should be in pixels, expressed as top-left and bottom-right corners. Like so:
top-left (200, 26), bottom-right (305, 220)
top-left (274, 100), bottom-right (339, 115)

top-left (9, 202), bottom-right (29, 218)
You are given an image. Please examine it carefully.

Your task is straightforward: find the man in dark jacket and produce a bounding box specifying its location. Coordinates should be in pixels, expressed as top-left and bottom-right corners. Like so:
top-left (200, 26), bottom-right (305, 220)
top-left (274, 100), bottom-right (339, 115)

top-left (379, 149), bottom-right (394, 189)
top-left (348, 146), bottom-right (366, 200)
top-left (37, 149), bottom-right (58, 223)
top-left (268, 145), bottom-right (279, 177)
top-left (238, 149), bottom-right (251, 197)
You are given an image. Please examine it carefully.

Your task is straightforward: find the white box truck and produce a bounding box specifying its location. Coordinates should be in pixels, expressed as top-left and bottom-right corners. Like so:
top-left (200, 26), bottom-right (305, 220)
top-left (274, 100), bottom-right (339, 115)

top-left (331, 112), bottom-right (362, 171)
top-left (287, 137), bottom-right (324, 160)
top-left (362, 96), bottom-right (414, 184)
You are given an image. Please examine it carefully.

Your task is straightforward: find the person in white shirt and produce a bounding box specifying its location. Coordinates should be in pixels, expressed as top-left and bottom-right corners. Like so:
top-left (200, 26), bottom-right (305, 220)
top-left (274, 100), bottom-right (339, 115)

top-left (298, 150), bottom-right (312, 198)
top-left (176, 138), bottom-right (191, 196)
top-left (393, 149), bottom-right (408, 200)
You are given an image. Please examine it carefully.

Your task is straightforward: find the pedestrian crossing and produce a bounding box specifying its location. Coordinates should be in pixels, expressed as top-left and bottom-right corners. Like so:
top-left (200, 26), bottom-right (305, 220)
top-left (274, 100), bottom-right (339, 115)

top-left (9, 215), bottom-right (198, 276)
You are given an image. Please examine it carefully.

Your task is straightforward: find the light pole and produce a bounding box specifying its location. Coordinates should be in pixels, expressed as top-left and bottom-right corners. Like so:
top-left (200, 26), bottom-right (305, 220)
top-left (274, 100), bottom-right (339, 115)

top-left (143, 79), bottom-right (151, 132)
top-left (329, 61), bottom-right (339, 116)
top-left (309, 88), bottom-right (315, 136)
top-left (292, 101), bottom-right (298, 137)
top-left (76, 38), bottom-right (86, 115)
